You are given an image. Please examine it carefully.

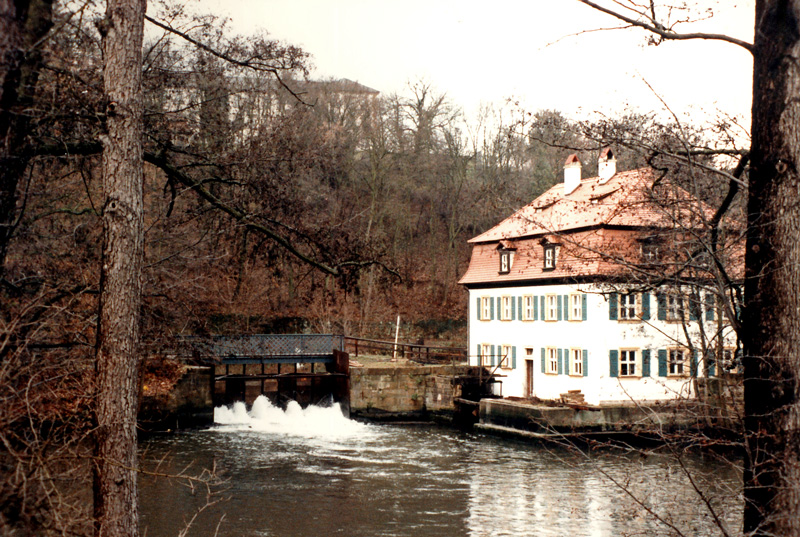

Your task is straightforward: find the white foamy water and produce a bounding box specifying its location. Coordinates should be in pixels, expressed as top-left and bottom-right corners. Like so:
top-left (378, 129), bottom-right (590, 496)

top-left (213, 395), bottom-right (370, 439)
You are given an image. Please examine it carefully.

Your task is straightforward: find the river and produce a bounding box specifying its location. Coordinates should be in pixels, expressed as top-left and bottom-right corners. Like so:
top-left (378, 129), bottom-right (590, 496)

top-left (139, 396), bottom-right (742, 537)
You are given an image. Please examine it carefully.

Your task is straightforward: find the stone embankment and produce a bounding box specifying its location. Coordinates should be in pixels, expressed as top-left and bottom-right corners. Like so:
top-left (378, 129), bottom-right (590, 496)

top-left (138, 365), bottom-right (214, 432)
top-left (349, 355), bottom-right (485, 422)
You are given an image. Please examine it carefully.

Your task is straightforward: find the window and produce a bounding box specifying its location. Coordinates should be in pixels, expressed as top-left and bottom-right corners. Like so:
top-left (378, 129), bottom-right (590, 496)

top-left (668, 348), bottom-right (688, 376)
top-left (543, 245), bottom-right (556, 271)
top-left (570, 348), bottom-right (583, 376)
top-left (640, 242), bottom-right (659, 263)
top-left (619, 293), bottom-right (639, 320)
top-left (619, 349), bottom-right (638, 377)
top-left (546, 347), bottom-right (558, 374)
top-left (499, 250), bottom-right (512, 274)
top-left (481, 344), bottom-right (492, 367)
top-left (501, 296), bottom-right (512, 321)
top-left (523, 295), bottom-right (535, 321)
top-left (481, 297), bottom-right (491, 321)
top-left (704, 292), bottom-right (717, 321)
top-left (545, 294), bottom-right (557, 321)
top-left (500, 344), bottom-right (513, 369)
top-left (722, 347), bottom-right (740, 373)
top-left (666, 294), bottom-right (684, 321)
top-left (696, 251), bottom-right (713, 271)
top-left (570, 293), bottom-right (583, 321)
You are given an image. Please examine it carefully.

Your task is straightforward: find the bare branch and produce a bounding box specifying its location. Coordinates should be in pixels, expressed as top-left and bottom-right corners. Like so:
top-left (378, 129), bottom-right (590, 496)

top-left (575, 0), bottom-right (754, 53)
top-left (143, 15), bottom-right (311, 105)
top-left (143, 151), bottom-right (341, 276)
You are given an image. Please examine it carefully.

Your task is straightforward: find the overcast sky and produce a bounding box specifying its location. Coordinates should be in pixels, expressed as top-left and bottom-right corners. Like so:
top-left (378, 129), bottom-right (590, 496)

top-left (201, 1), bottom-right (754, 127)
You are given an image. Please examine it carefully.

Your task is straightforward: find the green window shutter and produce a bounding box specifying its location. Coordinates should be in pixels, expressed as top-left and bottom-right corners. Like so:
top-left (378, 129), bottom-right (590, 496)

top-left (540, 296), bottom-right (545, 320)
top-left (496, 297), bottom-right (501, 318)
top-left (557, 348), bottom-right (563, 375)
top-left (582, 293), bottom-right (588, 321)
top-left (511, 299), bottom-right (516, 321)
top-left (705, 293), bottom-right (716, 321)
top-left (511, 347), bottom-right (517, 369)
top-left (641, 293), bottom-right (651, 320)
top-left (657, 293), bottom-right (666, 320)
top-left (541, 348), bottom-right (546, 373)
top-left (557, 295), bottom-right (563, 321)
top-left (476, 344), bottom-right (481, 364)
top-left (691, 350), bottom-right (698, 377)
top-left (518, 296), bottom-right (523, 320)
top-left (490, 297), bottom-right (495, 320)
top-left (490, 345), bottom-right (496, 366)
top-left (734, 294), bottom-right (742, 322)
top-left (534, 296), bottom-right (539, 320)
top-left (609, 293), bottom-right (618, 320)
top-left (642, 349), bottom-right (651, 377)
top-left (582, 349), bottom-right (588, 377)
top-left (609, 350), bottom-right (619, 378)
top-left (563, 295), bottom-right (569, 320)
top-left (476, 297), bottom-right (481, 320)
top-left (658, 349), bottom-right (668, 377)
top-left (689, 297), bottom-right (699, 321)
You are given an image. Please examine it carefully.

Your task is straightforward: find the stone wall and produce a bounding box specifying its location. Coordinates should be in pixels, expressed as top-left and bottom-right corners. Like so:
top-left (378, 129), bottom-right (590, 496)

top-left (139, 365), bottom-right (214, 432)
top-left (350, 364), bottom-right (479, 418)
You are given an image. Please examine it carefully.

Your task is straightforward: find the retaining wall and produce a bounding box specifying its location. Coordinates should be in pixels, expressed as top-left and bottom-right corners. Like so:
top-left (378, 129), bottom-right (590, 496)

top-left (350, 364), bottom-right (481, 418)
top-left (138, 365), bottom-right (214, 432)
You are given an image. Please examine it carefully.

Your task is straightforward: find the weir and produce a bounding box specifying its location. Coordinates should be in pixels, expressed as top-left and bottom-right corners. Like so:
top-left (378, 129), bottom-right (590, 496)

top-left (180, 334), bottom-right (350, 415)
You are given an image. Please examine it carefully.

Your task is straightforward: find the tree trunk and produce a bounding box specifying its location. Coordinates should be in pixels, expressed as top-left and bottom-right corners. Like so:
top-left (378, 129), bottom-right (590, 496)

top-left (743, 2), bottom-right (800, 535)
top-left (93, 0), bottom-right (145, 536)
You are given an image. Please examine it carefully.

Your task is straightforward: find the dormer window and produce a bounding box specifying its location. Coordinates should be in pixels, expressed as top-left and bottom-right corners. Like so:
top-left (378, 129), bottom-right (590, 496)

top-left (641, 243), bottom-right (659, 263)
top-left (543, 245), bottom-right (556, 271)
top-left (498, 242), bottom-right (515, 274)
top-left (638, 235), bottom-right (660, 265)
top-left (499, 250), bottom-right (512, 274)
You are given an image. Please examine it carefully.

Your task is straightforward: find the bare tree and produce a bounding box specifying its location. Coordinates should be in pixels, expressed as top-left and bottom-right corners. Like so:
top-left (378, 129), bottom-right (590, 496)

top-left (573, 2), bottom-right (800, 535)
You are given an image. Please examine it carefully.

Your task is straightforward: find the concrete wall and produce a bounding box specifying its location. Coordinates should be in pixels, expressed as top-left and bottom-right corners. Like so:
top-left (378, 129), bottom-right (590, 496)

top-left (479, 398), bottom-right (703, 434)
top-left (350, 364), bottom-right (476, 417)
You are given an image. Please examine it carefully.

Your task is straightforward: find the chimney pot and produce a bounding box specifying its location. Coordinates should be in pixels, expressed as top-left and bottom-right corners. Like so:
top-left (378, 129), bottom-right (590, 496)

top-left (563, 153), bottom-right (581, 195)
top-left (598, 147), bottom-right (616, 183)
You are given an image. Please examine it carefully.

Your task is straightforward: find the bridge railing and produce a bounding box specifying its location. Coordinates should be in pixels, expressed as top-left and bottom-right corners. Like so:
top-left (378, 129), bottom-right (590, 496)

top-left (178, 334), bottom-right (345, 364)
top-left (176, 334), bottom-right (467, 366)
top-left (344, 336), bottom-right (467, 365)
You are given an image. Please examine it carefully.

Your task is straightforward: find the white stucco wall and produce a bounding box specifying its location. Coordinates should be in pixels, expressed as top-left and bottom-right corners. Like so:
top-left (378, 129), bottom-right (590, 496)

top-left (467, 284), bottom-right (737, 406)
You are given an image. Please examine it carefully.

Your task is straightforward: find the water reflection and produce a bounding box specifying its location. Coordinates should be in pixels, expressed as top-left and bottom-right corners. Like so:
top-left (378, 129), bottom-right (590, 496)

top-left (139, 397), bottom-right (742, 537)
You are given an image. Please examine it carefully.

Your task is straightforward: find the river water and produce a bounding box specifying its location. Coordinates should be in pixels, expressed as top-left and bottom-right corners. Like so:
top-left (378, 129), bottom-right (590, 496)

top-left (139, 396), bottom-right (742, 537)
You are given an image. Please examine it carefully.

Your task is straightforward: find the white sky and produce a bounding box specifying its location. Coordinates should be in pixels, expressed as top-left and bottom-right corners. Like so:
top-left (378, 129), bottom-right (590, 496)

top-left (199, 0), bottom-right (754, 127)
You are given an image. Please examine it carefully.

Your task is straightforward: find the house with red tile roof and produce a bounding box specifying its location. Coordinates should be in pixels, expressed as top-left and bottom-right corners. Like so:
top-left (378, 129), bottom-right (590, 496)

top-left (459, 149), bottom-right (739, 405)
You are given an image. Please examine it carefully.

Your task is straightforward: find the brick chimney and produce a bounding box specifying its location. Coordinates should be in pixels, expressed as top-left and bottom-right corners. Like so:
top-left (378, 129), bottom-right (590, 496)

top-left (563, 153), bottom-right (581, 195)
top-left (598, 147), bottom-right (616, 184)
